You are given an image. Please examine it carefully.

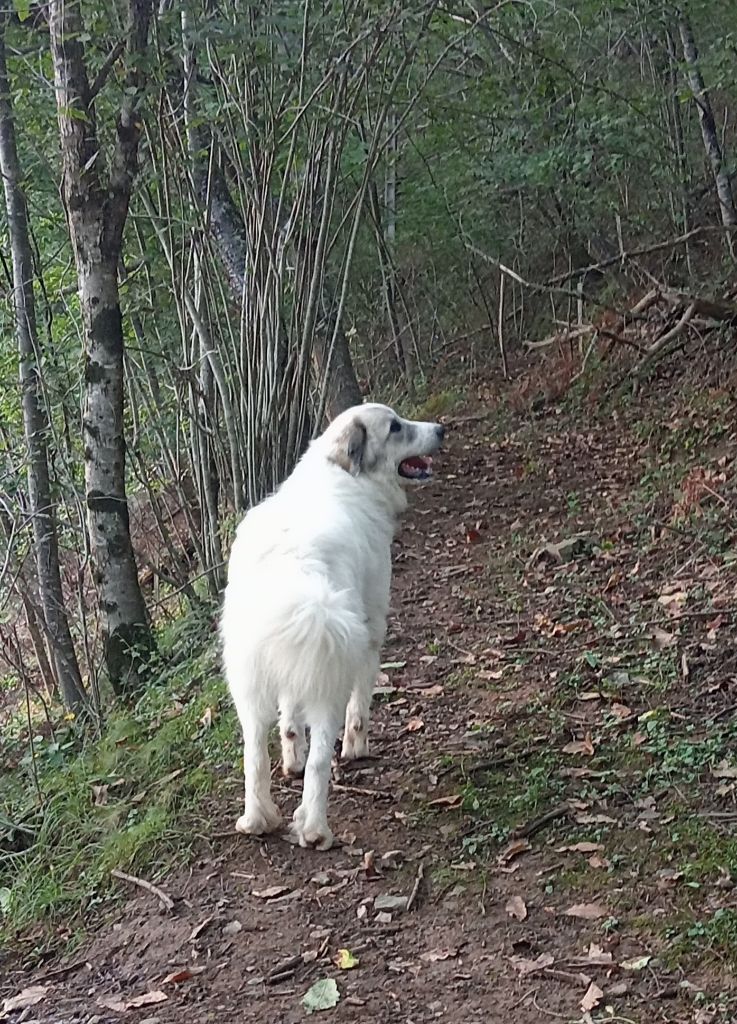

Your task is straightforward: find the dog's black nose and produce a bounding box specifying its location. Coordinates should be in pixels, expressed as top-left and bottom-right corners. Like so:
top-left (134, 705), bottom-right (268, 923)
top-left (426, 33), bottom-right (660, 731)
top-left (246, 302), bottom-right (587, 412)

top-left (436, 424), bottom-right (446, 441)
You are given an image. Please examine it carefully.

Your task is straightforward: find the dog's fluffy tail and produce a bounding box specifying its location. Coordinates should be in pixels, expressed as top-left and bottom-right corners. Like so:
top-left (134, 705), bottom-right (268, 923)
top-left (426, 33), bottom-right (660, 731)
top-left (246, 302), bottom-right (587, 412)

top-left (266, 572), bottom-right (365, 654)
top-left (227, 568), bottom-right (368, 702)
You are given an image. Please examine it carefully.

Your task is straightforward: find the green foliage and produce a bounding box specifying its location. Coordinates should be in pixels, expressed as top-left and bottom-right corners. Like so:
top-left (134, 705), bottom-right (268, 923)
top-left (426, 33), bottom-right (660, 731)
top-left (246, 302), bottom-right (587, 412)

top-left (0, 607), bottom-right (234, 945)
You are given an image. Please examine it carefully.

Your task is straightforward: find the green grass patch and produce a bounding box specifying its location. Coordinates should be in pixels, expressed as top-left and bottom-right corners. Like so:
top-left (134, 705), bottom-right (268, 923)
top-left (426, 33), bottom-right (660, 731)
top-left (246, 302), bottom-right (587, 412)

top-left (0, 606), bottom-right (237, 950)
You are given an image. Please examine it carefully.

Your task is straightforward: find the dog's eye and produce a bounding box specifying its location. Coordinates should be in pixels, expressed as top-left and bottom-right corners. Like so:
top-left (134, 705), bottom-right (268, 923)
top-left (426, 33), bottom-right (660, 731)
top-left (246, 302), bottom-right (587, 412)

top-left (389, 419), bottom-right (402, 434)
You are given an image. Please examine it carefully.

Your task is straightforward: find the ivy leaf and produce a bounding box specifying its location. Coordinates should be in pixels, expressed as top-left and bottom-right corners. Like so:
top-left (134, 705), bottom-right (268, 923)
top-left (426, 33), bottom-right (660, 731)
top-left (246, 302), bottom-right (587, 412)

top-left (301, 978), bottom-right (340, 1014)
top-left (12, 0), bottom-right (30, 22)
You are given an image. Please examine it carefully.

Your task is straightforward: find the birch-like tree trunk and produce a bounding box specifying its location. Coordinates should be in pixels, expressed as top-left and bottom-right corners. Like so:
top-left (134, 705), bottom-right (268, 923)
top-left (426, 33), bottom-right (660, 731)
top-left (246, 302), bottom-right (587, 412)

top-left (678, 15), bottom-right (737, 252)
top-left (49, 0), bottom-right (151, 693)
top-left (0, 16), bottom-right (86, 714)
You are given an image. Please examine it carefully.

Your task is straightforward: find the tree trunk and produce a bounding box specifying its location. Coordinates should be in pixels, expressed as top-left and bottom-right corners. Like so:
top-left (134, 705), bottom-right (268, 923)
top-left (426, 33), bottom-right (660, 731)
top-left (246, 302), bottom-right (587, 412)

top-left (0, 16), bottom-right (86, 714)
top-left (678, 15), bottom-right (737, 251)
top-left (49, 0), bottom-right (152, 693)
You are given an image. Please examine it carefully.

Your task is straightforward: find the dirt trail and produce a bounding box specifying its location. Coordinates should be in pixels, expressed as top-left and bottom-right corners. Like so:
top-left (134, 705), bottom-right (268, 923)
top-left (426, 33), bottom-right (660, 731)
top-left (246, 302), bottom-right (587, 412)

top-left (5, 379), bottom-right (737, 1024)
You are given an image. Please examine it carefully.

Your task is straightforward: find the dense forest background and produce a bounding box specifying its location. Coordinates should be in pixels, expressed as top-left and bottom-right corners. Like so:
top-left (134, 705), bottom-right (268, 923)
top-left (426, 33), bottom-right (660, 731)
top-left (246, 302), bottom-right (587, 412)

top-left (3, 4), bottom-right (737, 1011)
top-left (0, 0), bottom-right (735, 718)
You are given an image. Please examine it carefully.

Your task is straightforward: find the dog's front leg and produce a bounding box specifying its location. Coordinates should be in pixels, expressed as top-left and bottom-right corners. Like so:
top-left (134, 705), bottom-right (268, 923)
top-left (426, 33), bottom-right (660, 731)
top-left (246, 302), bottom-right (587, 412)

top-left (291, 710), bottom-right (340, 850)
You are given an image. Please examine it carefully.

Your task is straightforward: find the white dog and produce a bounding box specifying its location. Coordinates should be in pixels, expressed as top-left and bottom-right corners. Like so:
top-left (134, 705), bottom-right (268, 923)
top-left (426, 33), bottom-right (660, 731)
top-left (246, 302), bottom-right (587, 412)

top-left (221, 403), bottom-right (444, 850)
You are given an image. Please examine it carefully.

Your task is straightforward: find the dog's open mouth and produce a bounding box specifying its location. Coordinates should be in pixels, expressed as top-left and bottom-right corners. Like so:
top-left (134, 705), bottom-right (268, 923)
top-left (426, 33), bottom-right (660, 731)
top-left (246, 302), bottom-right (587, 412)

top-left (398, 455), bottom-right (433, 481)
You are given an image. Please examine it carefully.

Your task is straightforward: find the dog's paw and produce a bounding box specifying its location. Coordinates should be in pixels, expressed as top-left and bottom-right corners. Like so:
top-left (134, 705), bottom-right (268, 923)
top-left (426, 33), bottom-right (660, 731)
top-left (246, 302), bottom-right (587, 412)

top-left (290, 808), bottom-right (334, 850)
top-left (235, 800), bottom-right (282, 836)
top-left (341, 733), bottom-right (370, 760)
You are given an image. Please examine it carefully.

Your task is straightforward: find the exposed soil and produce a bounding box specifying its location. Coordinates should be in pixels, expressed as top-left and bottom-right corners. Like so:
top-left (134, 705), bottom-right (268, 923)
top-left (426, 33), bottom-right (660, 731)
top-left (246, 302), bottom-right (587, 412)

top-left (3, 359), bottom-right (737, 1024)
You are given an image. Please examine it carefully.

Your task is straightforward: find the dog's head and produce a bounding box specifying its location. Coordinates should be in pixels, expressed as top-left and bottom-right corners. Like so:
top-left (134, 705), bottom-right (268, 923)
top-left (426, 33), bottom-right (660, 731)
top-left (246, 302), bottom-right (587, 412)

top-left (322, 403), bottom-right (445, 488)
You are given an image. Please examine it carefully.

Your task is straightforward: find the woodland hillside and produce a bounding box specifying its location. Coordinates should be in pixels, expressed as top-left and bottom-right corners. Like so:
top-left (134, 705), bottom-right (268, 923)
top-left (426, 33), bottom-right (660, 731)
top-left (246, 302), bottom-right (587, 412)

top-left (1, 3), bottom-right (737, 1021)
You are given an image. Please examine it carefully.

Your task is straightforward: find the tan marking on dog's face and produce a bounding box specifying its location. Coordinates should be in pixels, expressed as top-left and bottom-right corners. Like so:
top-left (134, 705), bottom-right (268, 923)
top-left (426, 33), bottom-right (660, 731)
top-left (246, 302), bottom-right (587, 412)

top-left (328, 418), bottom-right (368, 476)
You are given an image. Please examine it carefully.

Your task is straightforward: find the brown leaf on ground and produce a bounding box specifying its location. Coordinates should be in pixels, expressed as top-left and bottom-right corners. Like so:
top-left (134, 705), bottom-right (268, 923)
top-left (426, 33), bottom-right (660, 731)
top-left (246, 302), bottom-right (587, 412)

top-left (562, 733), bottom-right (595, 756)
top-left (498, 838), bottom-right (532, 864)
top-left (161, 967), bottom-right (206, 984)
top-left (419, 948), bottom-right (459, 963)
top-left (505, 895), bottom-right (528, 920)
top-left (610, 702), bottom-right (632, 719)
top-left (556, 842), bottom-right (604, 854)
top-left (580, 981), bottom-right (604, 1012)
top-left (1, 986), bottom-right (48, 1015)
top-left (428, 794), bottom-right (462, 808)
top-left (565, 902), bottom-right (608, 920)
top-left (98, 991), bottom-right (168, 1012)
top-left (651, 625), bottom-right (677, 649)
top-left (251, 885), bottom-right (293, 900)
top-left (509, 952), bottom-right (554, 976)
top-left (588, 853), bottom-right (610, 869)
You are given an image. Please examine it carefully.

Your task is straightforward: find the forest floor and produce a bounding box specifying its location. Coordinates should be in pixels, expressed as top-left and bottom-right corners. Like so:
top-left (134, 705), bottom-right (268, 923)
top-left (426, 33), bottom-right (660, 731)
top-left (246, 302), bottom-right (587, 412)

top-left (3, 354), bottom-right (737, 1024)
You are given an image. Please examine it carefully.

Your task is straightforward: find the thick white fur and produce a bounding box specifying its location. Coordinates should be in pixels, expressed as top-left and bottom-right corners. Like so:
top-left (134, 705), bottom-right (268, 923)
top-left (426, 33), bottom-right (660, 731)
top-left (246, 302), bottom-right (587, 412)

top-left (221, 403), bottom-right (443, 850)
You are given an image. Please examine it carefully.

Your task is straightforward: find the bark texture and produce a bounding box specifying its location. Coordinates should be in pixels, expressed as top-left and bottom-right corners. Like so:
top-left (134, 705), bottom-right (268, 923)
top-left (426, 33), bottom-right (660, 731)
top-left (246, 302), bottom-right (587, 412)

top-left (49, 0), bottom-right (151, 692)
top-left (678, 16), bottom-right (737, 241)
top-left (0, 17), bottom-right (86, 713)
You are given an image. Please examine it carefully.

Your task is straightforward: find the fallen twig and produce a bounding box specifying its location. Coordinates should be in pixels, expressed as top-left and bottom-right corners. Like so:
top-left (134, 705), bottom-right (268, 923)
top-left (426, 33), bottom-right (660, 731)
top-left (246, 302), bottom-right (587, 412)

top-left (406, 861), bottom-right (425, 912)
top-left (331, 783), bottom-right (391, 799)
top-left (111, 868), bottom-right (175, 912)
top-left (33, 960), bottom-right (87, 985)
top-left (512, 804), bottom-right (570, 840)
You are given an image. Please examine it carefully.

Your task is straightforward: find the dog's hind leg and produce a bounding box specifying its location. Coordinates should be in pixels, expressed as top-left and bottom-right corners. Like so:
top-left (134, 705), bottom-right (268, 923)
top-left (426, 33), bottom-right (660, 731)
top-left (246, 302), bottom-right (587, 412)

top-left (291, 707), bottom-right (341, 850)
top-left (234, 704), bottom-right (282, 836)
top-left (341, 653), bottom-right (379, 761)
top-left (279, 704), bottom-right (307, 778)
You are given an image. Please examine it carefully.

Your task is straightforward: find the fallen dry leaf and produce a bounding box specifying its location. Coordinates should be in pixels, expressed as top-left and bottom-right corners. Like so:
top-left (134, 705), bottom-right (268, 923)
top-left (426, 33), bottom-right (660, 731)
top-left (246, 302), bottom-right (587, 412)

top-left (404, 717), bottom-right (425, 734)
top-left (621, 955), bottom-right (651, 971)
top-left (509, 952), bottom-right (554, 976)
top-left (200, 706), bottom-right (214, 729)
top-left (428, 794), bottom-right (462, 809)
top-left (588, 853), bottom-right (610, 869)
top-left (498, 838), bottom-right (531, 864)
top-left (564, 902), bottom-right (608, 920)
top-left (419, 948), bottom-right (459, 963)
top-left (562, 733), bottom-right (595, 756)
top-left (610, 702), bottom-right (632, 719)
top-left (585, 942), bottom-right (613, 965)
top-left (651, 625), bottom-right (677, 649)
top-left (251, 885), bottom-right (293, 900)
top-left (575, 813), bottom-right (617, 825)
top-left (711, 760), bottom-right (737, 780)
top-left (580, 981), bottom-right (604, 1012)
top-left (161, 967), bottom-right (205, 985)
top-left (98, 990), bottom-right (168, 1012)
top-left (505, 895), bottom-right (528, 921)
top-left (1, 986), bottom-right (48, 1015)
top-left (556, 842), bottom-right (604, 854)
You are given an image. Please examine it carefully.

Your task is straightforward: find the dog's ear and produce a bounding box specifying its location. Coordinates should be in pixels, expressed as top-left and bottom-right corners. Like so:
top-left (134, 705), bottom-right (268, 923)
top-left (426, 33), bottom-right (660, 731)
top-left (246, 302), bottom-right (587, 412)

top-left (329, 418), bottom-right (367, 476)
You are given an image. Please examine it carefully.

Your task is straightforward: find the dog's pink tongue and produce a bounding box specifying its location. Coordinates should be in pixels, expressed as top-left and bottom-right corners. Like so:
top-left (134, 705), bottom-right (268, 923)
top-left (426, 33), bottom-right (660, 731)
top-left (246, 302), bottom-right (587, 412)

top-left (399, 455), bottom-right (432, 478)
